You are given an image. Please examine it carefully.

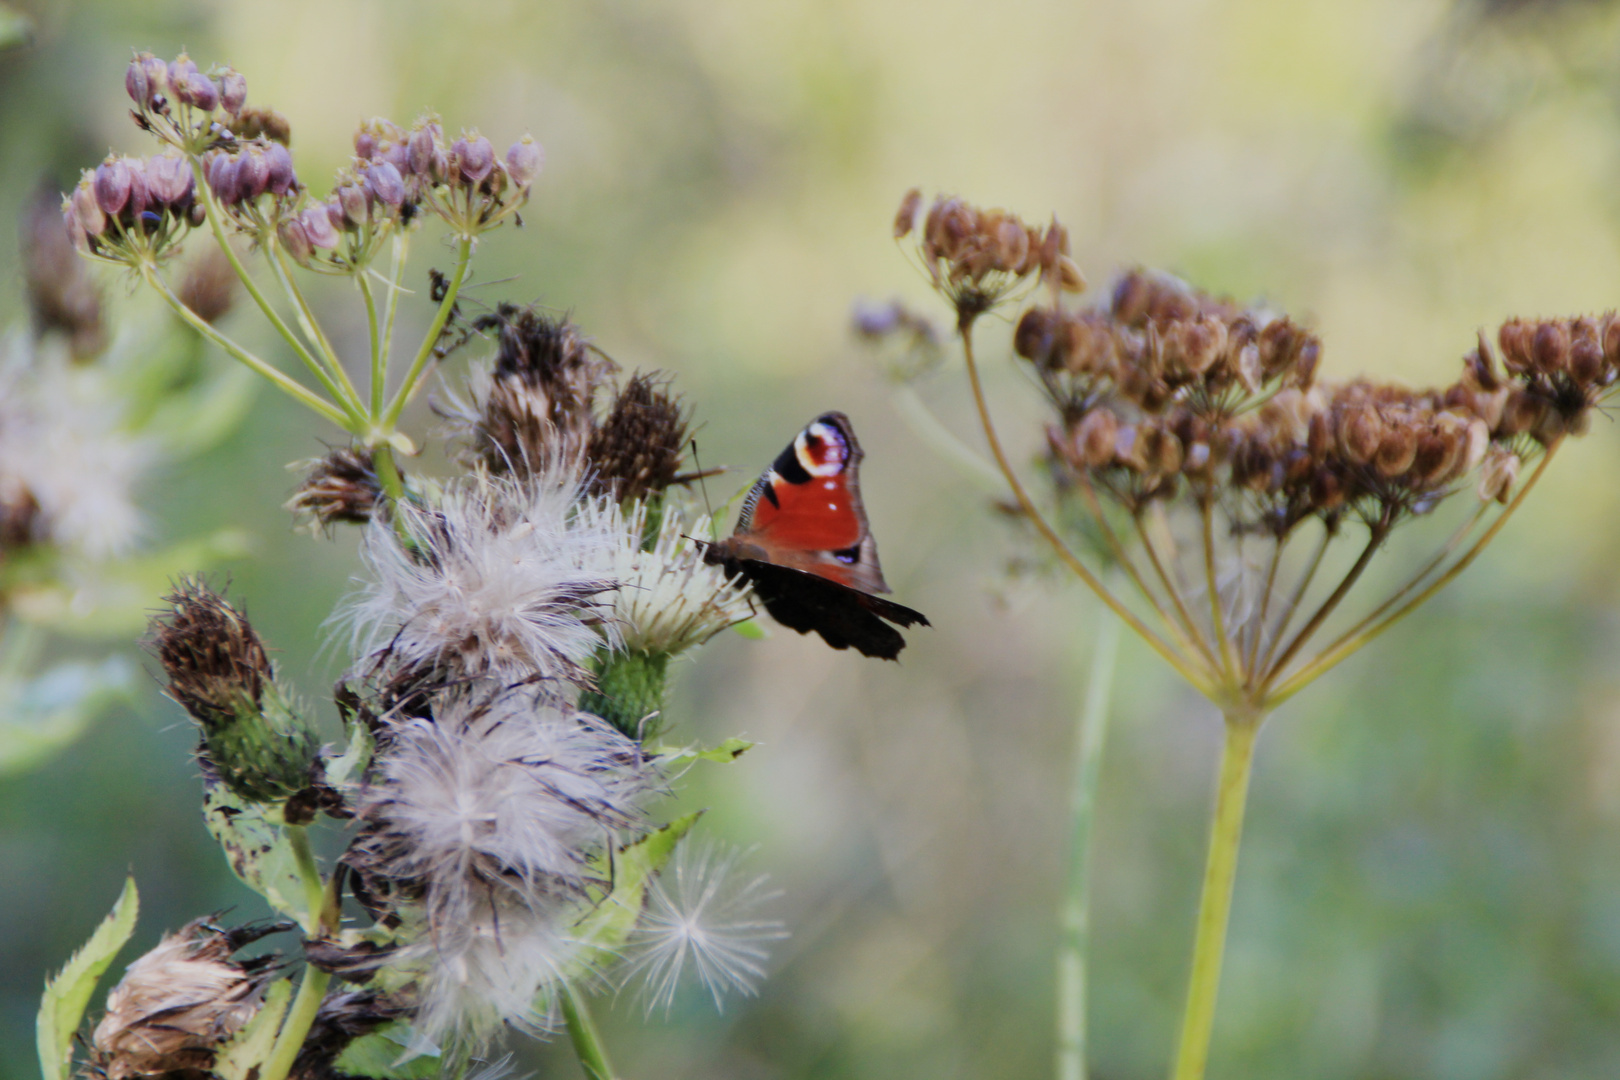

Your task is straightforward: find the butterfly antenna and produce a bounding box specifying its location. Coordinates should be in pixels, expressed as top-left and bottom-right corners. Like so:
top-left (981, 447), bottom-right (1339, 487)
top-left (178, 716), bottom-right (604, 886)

top-left (690, 438), bottom-right (721, 540)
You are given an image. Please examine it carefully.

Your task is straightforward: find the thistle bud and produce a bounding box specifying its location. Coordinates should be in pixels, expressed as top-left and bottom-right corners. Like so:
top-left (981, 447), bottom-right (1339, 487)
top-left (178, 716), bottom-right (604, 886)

top-left (279, 217), bottom-right (312, 262)
top-left (235, 147), bottom-right (269, 201)
top-left (125, 57), bottom-right (150, 107)
top-left (505, 135), bottom-right (543, 188)
top-left (894, 187), bottom-right (921, 239)
top-left (146, 153), bottom-right (193, 206)
top-left (219, 69), bottom-right (247, 113)
top-left (93, 156), bottom-right (132, 216)
top-left (302, 205), bottom-right (340, 250)
top-left (455, 133), bottom-right (496, 185)
top-left (263, 141), bottom-right (295, 196)
top-left (366, 161), bottom-right (405, 207)
top-left (150, 579), bottom-right (319, 804)
top-left (178, 72), bottom-right (220, 112)
top-left (337, 183), bottom-right (368, 228)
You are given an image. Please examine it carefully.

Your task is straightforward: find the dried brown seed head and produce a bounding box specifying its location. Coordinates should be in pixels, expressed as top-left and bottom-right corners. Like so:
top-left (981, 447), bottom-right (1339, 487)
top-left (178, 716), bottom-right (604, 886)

top-left (286, 447), bottom-right (384, 533)
top-left (1477, 445), bottom-right (1521, 503)
top-left (587, 372), bottom-right (691, 502)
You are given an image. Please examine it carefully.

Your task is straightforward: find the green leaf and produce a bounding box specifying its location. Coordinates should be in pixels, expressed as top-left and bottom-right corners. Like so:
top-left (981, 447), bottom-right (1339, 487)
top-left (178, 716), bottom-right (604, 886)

top-left (203, 782), bottom-right (309, 926)
top-left (567, 811), bottom-right (703, 979)
top-left (647, 737), bottom-right (755, 767)
top-left (323, 714), bottom-right (375, 789)
top-left (730, 618), bottom-right (767, 640)
top-left (0, 656), bottom-right (136, 777)
top-left (9, 529), bottom-right (253, 638)
top-left (333, 1022), bottom-right (442, 1079)
top-left (36, 877), bottom-right (139, 1080)
top-left (212, 976), bottom-right (291, 1080)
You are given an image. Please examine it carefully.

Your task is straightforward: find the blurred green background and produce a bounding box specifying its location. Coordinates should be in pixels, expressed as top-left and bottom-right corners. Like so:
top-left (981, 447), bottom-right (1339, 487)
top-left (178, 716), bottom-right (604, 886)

top-left (6, 0), bottom-right (1620, 1077)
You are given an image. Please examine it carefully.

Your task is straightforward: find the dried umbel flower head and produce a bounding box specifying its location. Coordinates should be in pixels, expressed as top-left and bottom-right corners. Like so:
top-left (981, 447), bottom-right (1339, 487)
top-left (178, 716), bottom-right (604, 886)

top-left (898, 191), bottom-right (1083, 324)
top-left (586, 373), bottom-right (690, 502)
top-left (285, 446), bottom-right (385, 532)
top-left (344, 689), bottom-right (653, 1042)
top-left (89, 919), bottom-right (280, 1080)
top-left (344, 473), bottom-right (621, 687)
top-left (151, 579), bottom-right (320, 803)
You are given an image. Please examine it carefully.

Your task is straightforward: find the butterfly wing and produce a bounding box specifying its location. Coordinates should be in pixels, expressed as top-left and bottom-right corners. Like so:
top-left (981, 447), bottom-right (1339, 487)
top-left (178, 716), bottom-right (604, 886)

top-left (732, 412), bottom-right (889, 594)
top-left (728, 557), bottom-right (930, 660)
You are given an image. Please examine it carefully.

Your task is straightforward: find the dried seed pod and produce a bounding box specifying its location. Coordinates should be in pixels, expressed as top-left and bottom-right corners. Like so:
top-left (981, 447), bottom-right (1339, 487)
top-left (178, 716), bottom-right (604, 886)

top-left (286, 447), bottom-right (384, 531)
top-left (1477, 445), bottom-right (1520, 503)
top-left (586, 373), bottom-right (691, 502)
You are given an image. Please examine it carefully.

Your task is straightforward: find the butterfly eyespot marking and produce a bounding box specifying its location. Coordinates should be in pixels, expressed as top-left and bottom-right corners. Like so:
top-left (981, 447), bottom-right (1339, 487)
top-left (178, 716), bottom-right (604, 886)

top-left (795, 421), bottom-right (849, 478)
top-left (832, 544), bottom-right (861, 564)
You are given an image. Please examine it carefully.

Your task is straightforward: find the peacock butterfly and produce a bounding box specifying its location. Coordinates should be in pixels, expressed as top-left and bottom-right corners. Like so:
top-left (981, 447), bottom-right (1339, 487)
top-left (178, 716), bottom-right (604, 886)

top-left (701, 412), bottom-right (929, 660)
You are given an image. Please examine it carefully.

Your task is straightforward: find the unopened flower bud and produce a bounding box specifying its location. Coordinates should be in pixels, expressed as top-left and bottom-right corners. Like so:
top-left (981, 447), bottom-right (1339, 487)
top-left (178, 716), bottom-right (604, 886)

top-left (408, 124), bottom-right (441, 177)
top-left (894, 187), bottom-right (921, 239)
top-left (94, 156), bottom-right (132, 216)
top-left (1477, 446), bottom-right (1520, 503)
top-left (178, 72), bottom-right (220, 112)
top-left (125, 57), bottom-right (150, 107)
top-left (219, 69), bottom-right (247, 113)
top-left (263, 141), bottom-right (295, 196)
top-left (124, 158), bottom-right (152, 219)
top-left (337, 184), bottom-right (368, 228)
top-left (302, 205), bottom-right (340, 250)
top-left (206, 152), bottom-right (239, 204)
top-left (71, 179), bottom-right (106, 237)
top-left (168, 54), bottom-right (198, 87)
top-left (278, 217), bottom-right (312, 262)
top-left (151, 580), bottom-right (319, 803)
top-left (505, 135), bottom-right (543, 188)
top-left (455, 133), bottom-right (495, 184)
top-left (366, 161), bottom-right (405, 207)
top-left (235, 148), bottom-right (269, 201)
top-left (354, 128), bottom-right (378, 160)
top-left (146, 153), bottom-right (193, 206)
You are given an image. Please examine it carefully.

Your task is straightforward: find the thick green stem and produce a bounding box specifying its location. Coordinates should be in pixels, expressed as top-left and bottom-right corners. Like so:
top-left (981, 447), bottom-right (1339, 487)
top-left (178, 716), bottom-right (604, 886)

top-left (285, 824), bottom-right (326, 936)
top-left (259, 961), bottom-right (332, 1080)
top-left (1170, 711), bottom-right (1263, 1080)
top-left (561, 983), bottom-right (618, 1080)
top-left (360, 271), bottom-right (383, 419)
top-left (383, 235), bottom-right (471, 428)
top-left (1057, 613), bottom-right (1121, 1080)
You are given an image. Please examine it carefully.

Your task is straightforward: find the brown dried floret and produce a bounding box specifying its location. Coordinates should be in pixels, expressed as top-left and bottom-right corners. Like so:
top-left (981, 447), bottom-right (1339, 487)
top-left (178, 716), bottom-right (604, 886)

top-left (88, 919), bottom-right (282, 1080)
top-left (286, 447), bottom-right (384, 532)
top-left (586, 372), bottom-right (690, 502)
top-left (151, 578), bottom-right (271, 729)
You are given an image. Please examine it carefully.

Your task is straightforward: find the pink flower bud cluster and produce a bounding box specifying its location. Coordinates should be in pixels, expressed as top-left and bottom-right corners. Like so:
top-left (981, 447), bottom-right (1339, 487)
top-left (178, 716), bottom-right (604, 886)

top-left (62, 152), bottom-right (199, 253)
top-left (125, 52), bottom-right (248, 150)
top-left (202, 140), bottom-right (297, 208)
top-left (347, 115), bottom-right (543, 236)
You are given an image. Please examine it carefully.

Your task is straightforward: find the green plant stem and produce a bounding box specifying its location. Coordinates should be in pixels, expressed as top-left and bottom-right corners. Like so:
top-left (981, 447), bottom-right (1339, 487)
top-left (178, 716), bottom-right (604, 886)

top-left (268, 246), bottom-right (365, 416)
top-left (187, 160), bottom-right (359, 423)
top-left (382, 234), bottom-right (471, 428)
top-left (1057, 612), bottom-right (1121, 1080)
top-left (372, 443), bottom-right (406, 504)
top-left (360, 271), bottom-right (382, 418)
top-left (376, 234), bottom-right (409, 413)
top-left (285, 824), bottom-right (326, 936)
top-left (1170, 709), bottom-right (1263, 1080)
top-left (259, 961), bottom-right (332, 1080)
top-left (561, 983), bottom-right (618, 1080)
top-left (957, 320), bottom-right (1213, 696)
top-left (145, 270), bottom-right (354, 429)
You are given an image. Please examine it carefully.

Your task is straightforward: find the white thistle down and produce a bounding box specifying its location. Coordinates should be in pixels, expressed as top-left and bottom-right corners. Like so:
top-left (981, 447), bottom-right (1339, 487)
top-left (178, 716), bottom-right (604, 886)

top-left (575, 497), bottom-right (754, 655)
top-left (350, 689), bottom-right (654, 1041)
top-left (0, 328), bottom-right (148, 558)
top-left (344, 472), bottom-right (621, 684)
top-left (623, 841), bottom-right (787, 1014)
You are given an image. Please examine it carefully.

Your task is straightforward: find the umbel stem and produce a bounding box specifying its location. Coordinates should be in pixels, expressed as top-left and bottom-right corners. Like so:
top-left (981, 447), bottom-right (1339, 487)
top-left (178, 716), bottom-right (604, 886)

top-left (1057, 613), bottom-right (1121, 1080)
top-left (1169, 710), bottom-right (1262, 1080)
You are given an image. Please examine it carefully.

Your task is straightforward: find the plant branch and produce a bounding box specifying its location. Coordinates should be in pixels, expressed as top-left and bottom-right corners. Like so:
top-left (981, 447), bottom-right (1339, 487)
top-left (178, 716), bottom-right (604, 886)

top-left (382, 234), bottom-right (471, 429)
top-left (1131, 511), bottom-right (1219, 669)
top-left (957, 320), bottom-right (1213, 695)
top-left (268, 245), bottom-right (365, 416)
top-left (561, 984), bottom-right (618, 1080)
top-left (1261, 520), bottom-right (1388, 690)
top-left (259, 962), bottom-right (332, 1080)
